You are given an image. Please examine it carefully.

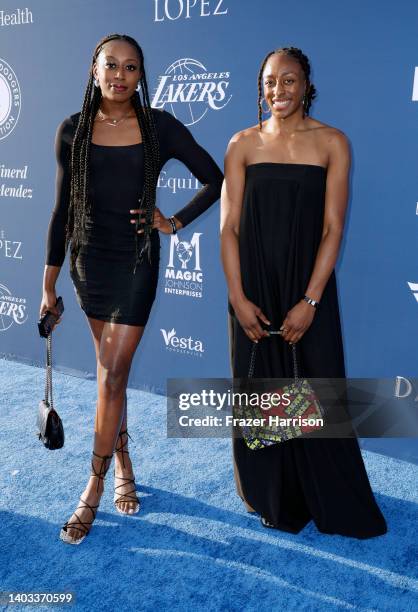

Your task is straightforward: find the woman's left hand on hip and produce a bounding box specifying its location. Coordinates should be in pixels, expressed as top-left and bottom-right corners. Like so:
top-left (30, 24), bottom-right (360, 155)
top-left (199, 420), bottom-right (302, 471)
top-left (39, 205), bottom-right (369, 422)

top-left (130, 207), bottom-right (173, 234)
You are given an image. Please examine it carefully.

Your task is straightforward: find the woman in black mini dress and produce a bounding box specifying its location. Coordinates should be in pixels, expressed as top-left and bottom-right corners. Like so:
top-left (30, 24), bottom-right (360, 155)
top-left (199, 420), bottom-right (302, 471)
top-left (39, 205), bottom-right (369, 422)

top-left (40, 33), bottom-right (222, 544)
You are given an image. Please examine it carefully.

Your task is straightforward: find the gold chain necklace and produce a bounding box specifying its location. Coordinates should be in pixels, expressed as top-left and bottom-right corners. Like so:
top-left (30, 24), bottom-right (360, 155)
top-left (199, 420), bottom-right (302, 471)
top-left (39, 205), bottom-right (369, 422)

top-left (97, 108), bottom-right (134, 127)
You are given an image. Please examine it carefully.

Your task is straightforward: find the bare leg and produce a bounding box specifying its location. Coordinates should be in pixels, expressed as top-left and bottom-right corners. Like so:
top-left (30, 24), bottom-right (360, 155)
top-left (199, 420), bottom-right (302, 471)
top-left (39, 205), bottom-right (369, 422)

top-left (113, 395), bottom-right (140, 514)
top-left (61, 319), bottom-right (144, 543)
top-left (88, 318), bottom-right (138, 514)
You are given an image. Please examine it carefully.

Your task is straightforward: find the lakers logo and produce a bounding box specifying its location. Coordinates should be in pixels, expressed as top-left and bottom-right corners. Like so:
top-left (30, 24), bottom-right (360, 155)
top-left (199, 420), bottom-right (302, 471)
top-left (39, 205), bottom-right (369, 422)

top-left (152, 58), bottom-right (232, 126)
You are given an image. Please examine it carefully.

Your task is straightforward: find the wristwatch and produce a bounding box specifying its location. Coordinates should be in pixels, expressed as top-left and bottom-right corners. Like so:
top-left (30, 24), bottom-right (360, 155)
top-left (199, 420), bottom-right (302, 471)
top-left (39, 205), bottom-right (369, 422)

top-left (303, 295), bottom-right (319, 308)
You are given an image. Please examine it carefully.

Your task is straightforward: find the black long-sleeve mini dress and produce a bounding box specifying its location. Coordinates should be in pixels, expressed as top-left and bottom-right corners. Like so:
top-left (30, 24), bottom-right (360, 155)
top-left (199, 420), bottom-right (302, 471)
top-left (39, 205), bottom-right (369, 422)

top-left (45, 109), bottom-right (223, 326)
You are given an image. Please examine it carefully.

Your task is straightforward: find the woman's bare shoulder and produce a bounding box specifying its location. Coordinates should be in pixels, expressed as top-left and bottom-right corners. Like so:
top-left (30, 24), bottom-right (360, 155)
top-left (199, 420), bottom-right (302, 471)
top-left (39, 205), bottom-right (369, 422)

top-left (307, 117), bottom-right (348, 145)
top-left (227, 125), bottom-right (261, 158)
top-left (306, 119), bottom-right (350, 170)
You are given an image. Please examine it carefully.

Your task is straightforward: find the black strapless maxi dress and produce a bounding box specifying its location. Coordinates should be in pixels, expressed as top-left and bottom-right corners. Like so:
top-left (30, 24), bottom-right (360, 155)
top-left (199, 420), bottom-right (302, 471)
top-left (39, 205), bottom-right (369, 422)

top-left (229, 163), bottom-right (387, 539)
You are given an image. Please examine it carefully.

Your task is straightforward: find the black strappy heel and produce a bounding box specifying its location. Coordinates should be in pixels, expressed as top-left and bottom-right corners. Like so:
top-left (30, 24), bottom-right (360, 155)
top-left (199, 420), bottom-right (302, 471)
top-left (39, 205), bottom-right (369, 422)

top-left (60, 451), bottom-right (113, 545)
top-left (114, 429), bottom-right (140, 515)
top-left (113, 429), bottom-right (141, 515)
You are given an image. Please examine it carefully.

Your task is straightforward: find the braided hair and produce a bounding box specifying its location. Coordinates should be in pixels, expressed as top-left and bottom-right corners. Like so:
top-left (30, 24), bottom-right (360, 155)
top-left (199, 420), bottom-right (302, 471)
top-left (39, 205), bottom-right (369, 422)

top-left (257, 46), bottom-right (317, 130)
top-left (64, 33), bottom-right (160, 274)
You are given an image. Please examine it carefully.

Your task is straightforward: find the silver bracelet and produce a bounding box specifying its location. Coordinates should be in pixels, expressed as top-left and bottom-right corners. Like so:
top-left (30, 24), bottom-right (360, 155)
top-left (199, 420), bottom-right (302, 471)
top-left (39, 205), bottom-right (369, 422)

top-left (303, 295), bottom-right (319, 308)
top-left (168, 216), bottom-right (177, 234)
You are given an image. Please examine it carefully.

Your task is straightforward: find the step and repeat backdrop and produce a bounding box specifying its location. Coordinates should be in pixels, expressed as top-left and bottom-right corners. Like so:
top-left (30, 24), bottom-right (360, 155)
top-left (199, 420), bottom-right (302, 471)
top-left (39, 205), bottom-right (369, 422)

top-left (1, 0), bottom-right (418, 400)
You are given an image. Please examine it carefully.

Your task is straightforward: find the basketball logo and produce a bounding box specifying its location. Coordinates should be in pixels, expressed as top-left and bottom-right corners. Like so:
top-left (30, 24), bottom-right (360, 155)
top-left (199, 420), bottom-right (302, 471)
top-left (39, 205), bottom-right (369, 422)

top-left (152, 58), bottom-right (232, 126)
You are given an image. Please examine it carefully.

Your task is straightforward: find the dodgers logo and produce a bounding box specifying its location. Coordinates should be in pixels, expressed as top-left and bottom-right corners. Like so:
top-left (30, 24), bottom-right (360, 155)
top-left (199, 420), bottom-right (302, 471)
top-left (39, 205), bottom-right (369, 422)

top-left (0, 58), bottom-right (21, 140)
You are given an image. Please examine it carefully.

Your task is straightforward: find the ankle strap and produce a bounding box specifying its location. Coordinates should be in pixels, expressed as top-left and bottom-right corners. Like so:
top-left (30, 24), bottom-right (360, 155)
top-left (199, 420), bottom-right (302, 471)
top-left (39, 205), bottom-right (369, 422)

top-left (91, 451), bottom-right (113, 493)
top-left (116, 430), bottom-right (133, 469)
top-left (118, 429), bottom-right (133, 440)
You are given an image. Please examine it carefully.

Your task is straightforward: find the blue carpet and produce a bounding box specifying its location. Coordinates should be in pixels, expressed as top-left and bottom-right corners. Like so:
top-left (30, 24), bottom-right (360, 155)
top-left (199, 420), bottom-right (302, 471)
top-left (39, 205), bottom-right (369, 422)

top-left (0, 358), bottom-right (417, 612)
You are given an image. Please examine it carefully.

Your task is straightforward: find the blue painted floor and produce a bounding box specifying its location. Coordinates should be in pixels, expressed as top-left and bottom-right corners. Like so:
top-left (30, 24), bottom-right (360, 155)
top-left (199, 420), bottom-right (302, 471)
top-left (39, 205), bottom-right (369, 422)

top-left (1, 358), bottom-right (417, 611)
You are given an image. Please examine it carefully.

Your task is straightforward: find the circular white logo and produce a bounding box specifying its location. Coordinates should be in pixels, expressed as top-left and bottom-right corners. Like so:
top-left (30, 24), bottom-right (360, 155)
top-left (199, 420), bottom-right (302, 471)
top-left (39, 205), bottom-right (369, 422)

top-left (152, 58), bottom-right (232, 126)
top-left (0, 58), bottom-right (21, 140)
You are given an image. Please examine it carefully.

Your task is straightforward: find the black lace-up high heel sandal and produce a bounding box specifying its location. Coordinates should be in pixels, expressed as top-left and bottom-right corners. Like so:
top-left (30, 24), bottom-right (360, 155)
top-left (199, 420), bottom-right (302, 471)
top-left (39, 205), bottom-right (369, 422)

top-left (60, 451), bottom-right (113, 545)
top-left (114, 429), bottom-right (140, 515)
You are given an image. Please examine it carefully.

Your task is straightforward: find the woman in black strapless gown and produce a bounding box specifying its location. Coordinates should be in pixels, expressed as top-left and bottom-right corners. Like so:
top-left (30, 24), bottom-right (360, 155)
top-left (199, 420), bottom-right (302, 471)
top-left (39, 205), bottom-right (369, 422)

top-left (40, 34), bottom-right (222, 545)
top-left (221, 47), bottom-right (386, 538)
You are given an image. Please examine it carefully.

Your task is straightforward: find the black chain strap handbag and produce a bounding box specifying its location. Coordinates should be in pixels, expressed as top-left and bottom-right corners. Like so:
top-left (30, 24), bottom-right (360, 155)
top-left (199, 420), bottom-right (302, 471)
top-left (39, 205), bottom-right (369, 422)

top-left (238, 331), bottom-right (325, 449)
top-left (248, 330), bottom-right (299, 378)
top-left (37, 333), bottom-right (64, 450)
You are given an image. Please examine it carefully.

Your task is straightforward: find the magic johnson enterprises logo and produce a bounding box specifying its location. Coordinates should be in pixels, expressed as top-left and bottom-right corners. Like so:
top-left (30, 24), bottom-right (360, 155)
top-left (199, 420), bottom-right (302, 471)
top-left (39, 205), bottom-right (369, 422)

top-left (0, 59), bottom-right (21, 140)
top-left (160, 327), bottom-right (204, 356)
top-left (0, 283), bottom-right (28, 331)
top-left (0, 228), bottom-right (23, 261)
top-left (153, 0), bottom-right (228, 21)
top-left (165, 232), bottom-right (203, 298)
top-left (152, 58), bottom-right (232, 126)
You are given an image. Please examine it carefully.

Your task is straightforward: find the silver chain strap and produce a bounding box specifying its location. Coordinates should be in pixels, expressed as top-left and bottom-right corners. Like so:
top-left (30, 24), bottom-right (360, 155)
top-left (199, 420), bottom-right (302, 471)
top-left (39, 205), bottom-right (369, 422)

top-left (44, 334), bottom-right (53, 408)
top-left (248, 333), bottom-right (299, 380)
top-left (248, 341), bottom-right (257, 378)
top-left (291, 342), bottom-right (299, 380)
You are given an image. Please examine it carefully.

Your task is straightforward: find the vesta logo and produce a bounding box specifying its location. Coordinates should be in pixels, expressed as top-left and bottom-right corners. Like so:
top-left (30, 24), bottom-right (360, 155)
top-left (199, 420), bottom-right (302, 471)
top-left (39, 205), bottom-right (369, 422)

top-left (152, 58), bottom-right (232, 126)
top-left (160, 327), bottom-right (204, 355)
